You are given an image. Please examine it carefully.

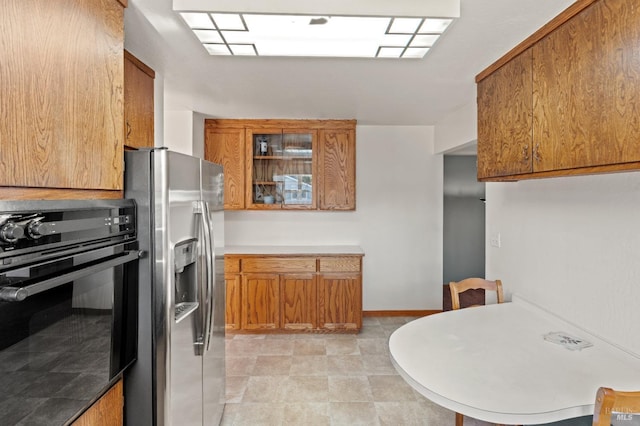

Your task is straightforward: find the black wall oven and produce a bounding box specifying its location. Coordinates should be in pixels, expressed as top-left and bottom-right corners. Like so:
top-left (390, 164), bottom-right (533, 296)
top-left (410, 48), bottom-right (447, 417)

top-left (0, 199), bottom-right (139, 425)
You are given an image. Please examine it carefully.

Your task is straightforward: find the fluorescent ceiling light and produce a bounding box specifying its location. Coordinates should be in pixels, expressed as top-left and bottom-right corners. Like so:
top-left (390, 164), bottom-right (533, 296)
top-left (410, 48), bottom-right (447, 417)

top-left (179, 13), bottom-right (454, 58)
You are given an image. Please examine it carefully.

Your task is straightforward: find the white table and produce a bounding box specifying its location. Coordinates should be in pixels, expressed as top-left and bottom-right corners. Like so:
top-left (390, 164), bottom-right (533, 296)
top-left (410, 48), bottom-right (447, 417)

top-left (389, 296), bottom-right (640, 425)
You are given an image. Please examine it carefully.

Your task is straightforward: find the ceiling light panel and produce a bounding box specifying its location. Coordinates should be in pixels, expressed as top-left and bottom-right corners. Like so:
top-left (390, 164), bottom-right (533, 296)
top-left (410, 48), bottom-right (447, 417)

top-left (179, 12), bottom-right (455, 58)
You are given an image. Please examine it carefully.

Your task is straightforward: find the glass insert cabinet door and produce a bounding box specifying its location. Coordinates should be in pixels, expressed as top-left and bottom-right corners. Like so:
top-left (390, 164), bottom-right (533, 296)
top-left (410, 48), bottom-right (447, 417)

top-left (247, 128), bottom-right (317, 209)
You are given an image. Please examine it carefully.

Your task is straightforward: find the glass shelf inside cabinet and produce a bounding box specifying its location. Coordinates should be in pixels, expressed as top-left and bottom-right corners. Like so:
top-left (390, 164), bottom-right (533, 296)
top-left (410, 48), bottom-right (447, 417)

top-left (251, 131), bottom-right (314, 206)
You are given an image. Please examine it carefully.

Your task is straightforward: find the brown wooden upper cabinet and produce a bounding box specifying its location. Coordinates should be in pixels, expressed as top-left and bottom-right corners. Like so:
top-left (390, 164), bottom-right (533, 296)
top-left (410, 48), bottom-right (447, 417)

top-left (476, 0), bottom-right (640, 181)
top-left (205, 119), bottom-right (356, 210)
top-left (0, 0), bottom-right (125, 199)
top-left (124, 50), bottom-right (155, 149)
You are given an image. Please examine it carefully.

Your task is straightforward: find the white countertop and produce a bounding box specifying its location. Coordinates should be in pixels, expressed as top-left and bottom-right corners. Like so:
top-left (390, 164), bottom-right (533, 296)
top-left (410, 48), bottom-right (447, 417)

top-left (225, 245), bottom-right (364, 255)
top-left (389, 295), bottom-right (640, 425)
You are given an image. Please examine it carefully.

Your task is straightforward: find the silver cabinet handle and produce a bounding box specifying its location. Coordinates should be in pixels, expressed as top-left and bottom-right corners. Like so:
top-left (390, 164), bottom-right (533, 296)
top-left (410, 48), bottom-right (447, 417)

top-left (0, 250), bottom-right (141, 302)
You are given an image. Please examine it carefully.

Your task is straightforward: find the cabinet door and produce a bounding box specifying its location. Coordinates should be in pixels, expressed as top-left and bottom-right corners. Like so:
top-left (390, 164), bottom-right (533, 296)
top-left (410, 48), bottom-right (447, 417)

top-left (245, 128), bottom-right (317, 210)
top-left (241, 273), bottom-right (280, 330)
top-left (124, 51), bottom-right (155, 149)
top-left (0, 0), bottom-right (124, 191)
top-left (532, 0), bottom-right (640, 172)
top-left (205, 126), bottom-right (246, 209)
top-left (318, 273), bottom-right (362, 331)
top-left (477, 49), bottom-right (533, 179)
top-left (280, 273), bottom-right (317, 330)
top-left (72, 378), bottom-right (123, 426)
top-left (225, 273), bottom-right (241, 331)
top-left (319, 128), bottom-right (356, 210)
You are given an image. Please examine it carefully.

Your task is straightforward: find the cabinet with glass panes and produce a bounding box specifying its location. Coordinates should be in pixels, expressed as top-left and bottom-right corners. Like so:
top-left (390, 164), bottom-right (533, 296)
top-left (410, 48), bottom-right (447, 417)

top-left (246, 128), bottom-right (317, 209)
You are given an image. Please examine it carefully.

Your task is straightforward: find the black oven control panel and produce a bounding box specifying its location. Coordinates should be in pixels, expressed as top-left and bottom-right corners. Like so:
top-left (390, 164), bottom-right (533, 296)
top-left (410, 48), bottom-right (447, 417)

top-left (0, 199), bottom-right (136, 268)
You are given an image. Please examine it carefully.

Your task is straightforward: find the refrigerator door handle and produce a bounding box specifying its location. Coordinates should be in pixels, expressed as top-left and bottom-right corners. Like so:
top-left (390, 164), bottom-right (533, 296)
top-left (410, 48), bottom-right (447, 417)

top-left (199, 201), bottom-right (215, 353)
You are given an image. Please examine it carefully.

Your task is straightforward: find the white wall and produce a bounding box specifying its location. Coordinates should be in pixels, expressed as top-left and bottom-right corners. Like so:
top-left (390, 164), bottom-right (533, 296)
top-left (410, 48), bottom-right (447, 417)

top-left (434, 100), bottom-right (477, 154)
top-left (225, 125), bottom-right (444, 310)
top-left (486, 172), bottom-right (640, 356)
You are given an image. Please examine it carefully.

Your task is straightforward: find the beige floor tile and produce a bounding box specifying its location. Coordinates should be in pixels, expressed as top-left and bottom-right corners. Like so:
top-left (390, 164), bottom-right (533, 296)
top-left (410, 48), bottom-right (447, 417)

top-left (326, 339), bottom-right (360, 355)
top-left (328, 376), bottom-right (373, 402)
top-left (278, 376), bottom-right (329, 402)
top-left (293, 339), bottom-right (327, 355)
top-left (225, 376), bottom-right (249, 403)
top-left (375, 401), bottom-right (426, 425)
top-left (329, 402), bottom-right (379, 425)
top-left (222, 402), bottom-right (285, 426)
top-left (357, 338), bottom-right (390, 355)
top-left (326, 355), bottom-right (365, 376)
top-left (361, 354), bottom-right (397, 375)
top-left (290, 355), bottom-right (328, 376)
top-left (225, 356), bottom-right (256, 377)
top-left (257, 339), bottom-right (295, 356)
top-left (369, 375), bottom-right (419, 402)
top-left (252, 355), bottom-right (292, 376)
top-left (283, 402), bottom-right (330, 426)
top-left (242, 376), bottom-right (288, 403)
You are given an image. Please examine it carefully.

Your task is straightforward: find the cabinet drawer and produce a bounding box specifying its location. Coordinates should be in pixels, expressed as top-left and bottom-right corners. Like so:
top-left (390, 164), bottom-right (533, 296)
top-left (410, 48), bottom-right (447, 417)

top-left (225, 257), bottom-right (240, 273)
top-left (319, 257), bottom-right (361, 272)
top-left (242, 257), bottom-right (316, 273)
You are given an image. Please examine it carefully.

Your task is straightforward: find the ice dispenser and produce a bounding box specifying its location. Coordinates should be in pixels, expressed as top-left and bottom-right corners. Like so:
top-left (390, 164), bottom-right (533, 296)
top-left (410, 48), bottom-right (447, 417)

top-left (174, 238), bottom-right (199, 322)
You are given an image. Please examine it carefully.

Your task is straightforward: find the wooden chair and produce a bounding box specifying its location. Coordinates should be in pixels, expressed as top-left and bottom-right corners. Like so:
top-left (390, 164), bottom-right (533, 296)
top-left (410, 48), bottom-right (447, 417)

top-left (449, 277), bottom-right (504, 311)
top-left (593, 387), bottom-right (640, 426)
top-left (449, 278), bottom-right (505, 426)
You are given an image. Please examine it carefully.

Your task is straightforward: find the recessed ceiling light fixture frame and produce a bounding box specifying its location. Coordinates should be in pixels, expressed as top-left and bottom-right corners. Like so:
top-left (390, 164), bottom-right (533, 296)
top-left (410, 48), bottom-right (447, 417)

top-left (174, 0), bottom-right (460, 59)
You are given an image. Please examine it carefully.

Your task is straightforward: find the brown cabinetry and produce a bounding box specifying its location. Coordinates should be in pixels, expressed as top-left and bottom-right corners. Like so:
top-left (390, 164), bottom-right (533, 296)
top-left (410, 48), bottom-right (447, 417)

top-left (477, 49), bottom-right (533, 180)
top-left (225, 251), bottom-right (363, 333)
top-left (0, 0), bottom-right (125, 199)
top-left (204, 119), bottom-right (356, 210)
top-left (124, 50), bottom-right (155, 149)
top-left (319, 128), bottom-right (357, 210)
top-left (72, 378), bottom-right (123, 426)
top-left (476, 0), bottom-right (640, 181)
top-left (205, 126), bottom-right (246, 209)
top-left (318, 257), bottom-right (362, 331)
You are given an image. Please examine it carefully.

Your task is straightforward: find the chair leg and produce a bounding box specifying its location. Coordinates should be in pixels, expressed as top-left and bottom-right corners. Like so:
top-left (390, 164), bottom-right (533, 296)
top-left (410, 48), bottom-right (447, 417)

top-left (455, 412), bottom-right (464, 426)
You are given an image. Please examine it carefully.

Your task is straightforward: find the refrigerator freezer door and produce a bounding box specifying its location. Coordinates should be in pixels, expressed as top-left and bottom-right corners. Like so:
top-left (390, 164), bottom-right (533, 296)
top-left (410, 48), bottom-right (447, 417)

top-left (200, 159), bottom-right (226, 425)
top-left (165, 151), bottom-right (206, 426)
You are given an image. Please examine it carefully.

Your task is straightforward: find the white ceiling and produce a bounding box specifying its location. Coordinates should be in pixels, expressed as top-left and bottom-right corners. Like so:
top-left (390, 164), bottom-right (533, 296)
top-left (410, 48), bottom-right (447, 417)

top-left (126, 0), bottom-right (575, 126)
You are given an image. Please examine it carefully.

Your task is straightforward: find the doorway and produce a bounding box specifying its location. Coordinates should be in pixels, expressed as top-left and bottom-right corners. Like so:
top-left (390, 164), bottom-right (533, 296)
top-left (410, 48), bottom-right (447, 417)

top-left (442, 155), bottom-right (486, 310)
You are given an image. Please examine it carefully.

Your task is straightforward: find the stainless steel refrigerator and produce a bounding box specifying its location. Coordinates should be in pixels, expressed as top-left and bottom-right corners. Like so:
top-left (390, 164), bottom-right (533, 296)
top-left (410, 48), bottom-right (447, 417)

top-left (124, 148), bottom-right (225, 426)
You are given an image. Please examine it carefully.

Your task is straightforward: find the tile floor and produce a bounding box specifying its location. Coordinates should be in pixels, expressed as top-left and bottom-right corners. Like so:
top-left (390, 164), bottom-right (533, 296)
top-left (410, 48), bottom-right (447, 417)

top-left (221, 315), bottom-right (594, 426)
top-left (221, 316), bottom-right (489, 426)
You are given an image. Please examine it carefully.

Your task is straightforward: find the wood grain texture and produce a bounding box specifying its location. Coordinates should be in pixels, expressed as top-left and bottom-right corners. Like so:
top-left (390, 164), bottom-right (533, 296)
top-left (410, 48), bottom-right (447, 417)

top-left (241, 273), bottom-right (280, 330)
top-left (72, 379), bottom-right (123, 426)
top-left (478, 161), bottom-right (640, 182)
top-left (476, 0), bottom-right (599, 82)
top-left (477, 49), bottom-right (533, 179)
top-left (318, 273), bottom-right (362, 331)
top-left (318, 256), bottom-right (361, 273)
top-left (226, 254), bottom-right (363, 333)
top-left (532, 0), bottom-right (640, 172)
top-left (280, 273), bottom-right (317, 330)
top-left (204, 126), bottom-right (246, 209)
top-left (225, 274), bottom-right (241, 331)
top-left (242, 257), bottom-right (316, 273)
top-left (205, 119), bottom-right (356, 211)
top-left (0, 0), bottom-right (124, 190)
top-left (319, 128), bottom-right (356, 210)
top-left (124, 51), bottom-right (154, 149)
top-left (0, 187), bottom-right (122, 200)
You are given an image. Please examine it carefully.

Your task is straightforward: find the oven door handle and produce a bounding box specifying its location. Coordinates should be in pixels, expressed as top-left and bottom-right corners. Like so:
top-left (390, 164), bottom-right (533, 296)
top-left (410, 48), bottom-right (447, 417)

top-left (0, 250), bottom-right (142, 302)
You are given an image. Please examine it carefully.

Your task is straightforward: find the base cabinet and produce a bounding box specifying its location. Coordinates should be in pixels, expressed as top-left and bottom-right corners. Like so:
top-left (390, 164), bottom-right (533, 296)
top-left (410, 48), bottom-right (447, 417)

top-left (72, 378), bottom-right (123, 426)
top-left (241, 273), bottom-right (280, 330)
top-left (318, 273), bottom-right (362, 331)
top-left (281, 273), bottom-right (317, 330)
top-left (226, 252), bottom-right (363, 333)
